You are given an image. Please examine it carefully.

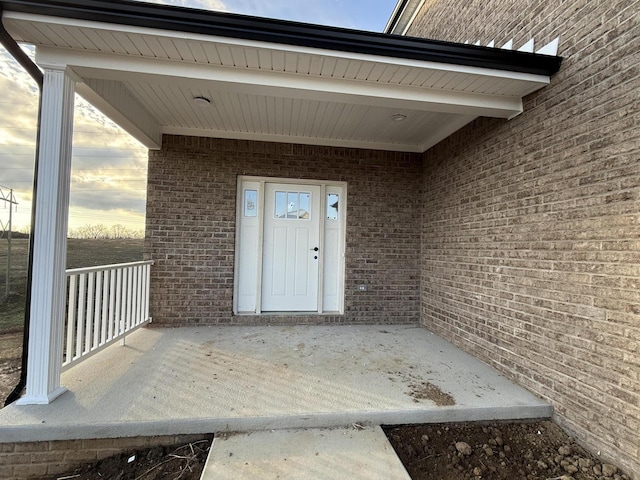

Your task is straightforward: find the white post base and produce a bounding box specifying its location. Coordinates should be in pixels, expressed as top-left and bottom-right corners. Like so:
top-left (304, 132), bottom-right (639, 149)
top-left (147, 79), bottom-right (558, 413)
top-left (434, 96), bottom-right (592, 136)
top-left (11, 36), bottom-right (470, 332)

top-left (16, 387), bottom-right (68, 406)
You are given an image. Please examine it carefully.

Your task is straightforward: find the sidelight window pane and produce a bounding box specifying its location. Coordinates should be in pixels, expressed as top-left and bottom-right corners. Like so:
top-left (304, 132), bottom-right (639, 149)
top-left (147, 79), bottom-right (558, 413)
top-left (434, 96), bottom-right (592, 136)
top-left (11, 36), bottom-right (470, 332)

top-left (244, 189), bottom-right (257, 217)
top-left (327, 193), bottom-right (339, 220)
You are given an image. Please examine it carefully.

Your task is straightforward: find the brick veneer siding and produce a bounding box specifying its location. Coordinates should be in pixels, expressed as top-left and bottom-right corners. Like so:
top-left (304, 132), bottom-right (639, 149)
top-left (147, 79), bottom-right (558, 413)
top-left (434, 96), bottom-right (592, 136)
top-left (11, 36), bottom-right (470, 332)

top-left (410, 0), bottom-right (640, 475)
top-left (145, 136), bottom-right (422, 326)
top-left (0, 434), bottom-right (210, 479)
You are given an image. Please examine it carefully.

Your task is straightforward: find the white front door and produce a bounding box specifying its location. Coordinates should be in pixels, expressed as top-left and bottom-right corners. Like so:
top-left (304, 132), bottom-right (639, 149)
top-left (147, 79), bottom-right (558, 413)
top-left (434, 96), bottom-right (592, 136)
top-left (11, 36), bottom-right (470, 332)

top-left (261, 183), bottom-right (321, 311)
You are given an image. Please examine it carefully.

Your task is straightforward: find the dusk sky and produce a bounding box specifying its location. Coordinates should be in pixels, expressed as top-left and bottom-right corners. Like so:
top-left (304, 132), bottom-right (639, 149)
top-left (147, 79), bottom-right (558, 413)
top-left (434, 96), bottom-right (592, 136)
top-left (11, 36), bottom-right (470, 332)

top-left (0, 0), bottom-right (397, 233)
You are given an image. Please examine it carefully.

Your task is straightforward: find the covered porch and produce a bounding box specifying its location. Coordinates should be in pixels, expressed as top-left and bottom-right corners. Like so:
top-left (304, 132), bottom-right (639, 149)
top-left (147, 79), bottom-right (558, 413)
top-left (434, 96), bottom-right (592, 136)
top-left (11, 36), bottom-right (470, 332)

top-left (0, 0), bottom-right (561, 407)
top-left (0, 324), bottom-right (550, 442)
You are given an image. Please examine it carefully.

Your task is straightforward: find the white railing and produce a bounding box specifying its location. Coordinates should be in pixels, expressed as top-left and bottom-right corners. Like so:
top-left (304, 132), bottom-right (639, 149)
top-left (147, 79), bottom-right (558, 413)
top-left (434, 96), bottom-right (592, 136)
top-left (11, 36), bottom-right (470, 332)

top-left (62, 260), bottom-right (153, 370)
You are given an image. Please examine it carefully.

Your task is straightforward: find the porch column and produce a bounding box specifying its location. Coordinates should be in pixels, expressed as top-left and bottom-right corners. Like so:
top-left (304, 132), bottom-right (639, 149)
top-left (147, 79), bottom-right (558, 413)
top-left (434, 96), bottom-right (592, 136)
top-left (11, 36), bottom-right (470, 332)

top-left (16, 66), bottom-right (76, 405)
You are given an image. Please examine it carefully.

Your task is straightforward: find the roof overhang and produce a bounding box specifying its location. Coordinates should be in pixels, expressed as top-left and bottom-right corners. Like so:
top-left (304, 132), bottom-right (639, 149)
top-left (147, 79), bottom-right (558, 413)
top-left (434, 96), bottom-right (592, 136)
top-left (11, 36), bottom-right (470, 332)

top-left (0, 0), bottom-right (562, 153)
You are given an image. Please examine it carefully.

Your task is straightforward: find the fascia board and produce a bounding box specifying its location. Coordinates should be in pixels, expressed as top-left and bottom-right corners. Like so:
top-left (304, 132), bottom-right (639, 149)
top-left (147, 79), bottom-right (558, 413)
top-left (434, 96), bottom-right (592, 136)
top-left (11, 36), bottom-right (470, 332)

top-left (1, 0), bottom-right (562, 76)
top-left (10, 11), bottom-right (554, 86)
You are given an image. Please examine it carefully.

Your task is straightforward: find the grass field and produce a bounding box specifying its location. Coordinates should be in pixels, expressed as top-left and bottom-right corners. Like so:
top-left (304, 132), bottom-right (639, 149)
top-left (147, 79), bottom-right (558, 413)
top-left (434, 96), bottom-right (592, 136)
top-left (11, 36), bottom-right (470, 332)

top-left (0, 238), bottom-right (144, 333)
top-left (0, 238), bottom-right (144, 402)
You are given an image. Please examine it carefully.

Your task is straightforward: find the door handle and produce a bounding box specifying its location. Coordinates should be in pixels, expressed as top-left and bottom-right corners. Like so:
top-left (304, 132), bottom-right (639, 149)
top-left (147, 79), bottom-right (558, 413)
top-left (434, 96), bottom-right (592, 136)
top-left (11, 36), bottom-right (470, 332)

top-left (311, 247), bottom-right (319, 251)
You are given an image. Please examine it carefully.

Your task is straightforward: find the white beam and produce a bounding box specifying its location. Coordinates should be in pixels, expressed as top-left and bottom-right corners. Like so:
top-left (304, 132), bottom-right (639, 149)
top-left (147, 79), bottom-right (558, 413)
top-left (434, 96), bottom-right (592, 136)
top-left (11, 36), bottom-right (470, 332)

top-left (164, 126), bottom-right (425, 152)
top-left (419, 114), bottom-right (477, 151)
top-left (40, 48), bottom-right (532, 119)
top-left (76, 78), bottom-right (162, 149)
top-left (16, 66), bottom-right (75, 405)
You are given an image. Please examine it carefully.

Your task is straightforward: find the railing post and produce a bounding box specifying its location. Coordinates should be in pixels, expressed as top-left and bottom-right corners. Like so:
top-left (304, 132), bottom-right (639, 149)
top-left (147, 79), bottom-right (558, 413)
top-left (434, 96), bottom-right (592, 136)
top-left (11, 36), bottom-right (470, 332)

top-left (85, 272), bottom-right (94, 354)
top-left (100, 270), bottom-right (109, 345)
top-left (115, 268), bottom-right (122, 337)
top-left (65, 275), bottom-right (76, 366)
top-left (92, 271), bottom-right (102, 350)
top-left (76, 273), bottom-right (86, 359)
top-left (108, 270), bottom-right (116, 341)
top-left (144, 263), bottom-right (151, 321)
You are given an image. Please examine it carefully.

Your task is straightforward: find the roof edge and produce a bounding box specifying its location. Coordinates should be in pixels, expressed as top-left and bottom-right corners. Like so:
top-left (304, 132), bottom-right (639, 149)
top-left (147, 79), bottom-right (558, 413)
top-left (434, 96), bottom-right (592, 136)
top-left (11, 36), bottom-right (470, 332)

top-left (0, 0), bottom-right (562, 76)
top-left (384, 0), bottom-right (409, 34)
top-left (384, 0), bottom-right (424, 36)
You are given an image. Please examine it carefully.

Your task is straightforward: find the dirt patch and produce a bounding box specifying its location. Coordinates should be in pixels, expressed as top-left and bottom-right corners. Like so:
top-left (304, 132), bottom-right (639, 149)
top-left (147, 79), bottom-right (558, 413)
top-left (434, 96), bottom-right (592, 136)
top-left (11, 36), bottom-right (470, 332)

top-left (408, 381), bottom-right (455, 406)
top-left (44, 437), bottom-right (213, 480)
top-left (45, 421), bottom-right (631, 480)
top-left (384, 362), bottom-right (455, 407)
top-left (0, 332), bottom-right (22, 403)
top-left (384, 421), bottom-right (631, 480)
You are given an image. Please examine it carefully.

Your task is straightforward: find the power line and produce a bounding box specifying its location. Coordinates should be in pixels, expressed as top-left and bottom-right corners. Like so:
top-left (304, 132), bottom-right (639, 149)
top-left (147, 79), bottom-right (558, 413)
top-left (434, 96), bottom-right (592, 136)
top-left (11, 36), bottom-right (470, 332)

top-left (0, 184), bottom-right (18, 297)
top-left (0, 185), bottom-right (18, 204)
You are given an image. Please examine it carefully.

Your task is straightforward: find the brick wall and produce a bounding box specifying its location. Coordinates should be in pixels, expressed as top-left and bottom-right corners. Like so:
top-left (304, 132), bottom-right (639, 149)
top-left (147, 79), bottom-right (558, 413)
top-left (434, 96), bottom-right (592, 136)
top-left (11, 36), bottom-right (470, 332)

top-left (0, 434), bottom-right (210, 479)
top-left (145, 136), bottom-right (422, 326)
top-left (409, 0), bottom-right (640, 475)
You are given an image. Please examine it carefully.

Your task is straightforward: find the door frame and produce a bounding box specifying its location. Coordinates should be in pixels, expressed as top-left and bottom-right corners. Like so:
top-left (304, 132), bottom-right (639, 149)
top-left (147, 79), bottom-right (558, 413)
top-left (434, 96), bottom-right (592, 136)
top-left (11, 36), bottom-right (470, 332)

top-left (233, 175), bottom-right (347, 315)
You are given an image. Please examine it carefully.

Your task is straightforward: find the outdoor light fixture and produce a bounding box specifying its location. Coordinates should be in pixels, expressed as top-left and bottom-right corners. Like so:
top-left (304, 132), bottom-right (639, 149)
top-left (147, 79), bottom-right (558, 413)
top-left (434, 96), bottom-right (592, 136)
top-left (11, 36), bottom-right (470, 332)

top-left (390, 113), bottom-right (407, 122)
top-left (193, 96), bottom-right (212, 106)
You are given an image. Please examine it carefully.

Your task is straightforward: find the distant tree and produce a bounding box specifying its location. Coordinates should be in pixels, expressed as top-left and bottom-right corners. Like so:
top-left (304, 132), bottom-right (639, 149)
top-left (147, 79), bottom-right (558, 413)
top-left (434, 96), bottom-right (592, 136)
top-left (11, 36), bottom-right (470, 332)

top-left (0, 229), bottom-right (29, 239)
top-left (110, 224), bottom-right (144, 239)
top-left (68, 224), bottom-right (144, 239)
top-left (82, 224), bottom-right (107, 239)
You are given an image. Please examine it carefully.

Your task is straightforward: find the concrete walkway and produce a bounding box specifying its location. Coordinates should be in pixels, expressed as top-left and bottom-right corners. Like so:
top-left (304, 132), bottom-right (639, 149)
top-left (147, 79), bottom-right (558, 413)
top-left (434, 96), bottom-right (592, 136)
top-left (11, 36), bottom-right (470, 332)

top-left (204, 426), bottom-right (411, 480)
top-left (0, 325), bottom-right (552, 443)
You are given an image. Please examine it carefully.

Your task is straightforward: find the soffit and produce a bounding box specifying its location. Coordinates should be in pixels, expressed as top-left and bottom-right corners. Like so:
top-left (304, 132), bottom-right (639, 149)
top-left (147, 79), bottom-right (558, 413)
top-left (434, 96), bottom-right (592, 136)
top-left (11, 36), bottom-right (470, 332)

top-left (2, 9), bottom-right (557, 152)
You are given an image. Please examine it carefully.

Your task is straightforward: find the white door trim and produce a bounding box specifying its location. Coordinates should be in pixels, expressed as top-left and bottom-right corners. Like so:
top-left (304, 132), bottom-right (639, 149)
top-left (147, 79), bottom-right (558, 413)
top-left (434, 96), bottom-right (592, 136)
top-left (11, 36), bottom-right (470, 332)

top-left (234, 175), bottom-right (346, 315)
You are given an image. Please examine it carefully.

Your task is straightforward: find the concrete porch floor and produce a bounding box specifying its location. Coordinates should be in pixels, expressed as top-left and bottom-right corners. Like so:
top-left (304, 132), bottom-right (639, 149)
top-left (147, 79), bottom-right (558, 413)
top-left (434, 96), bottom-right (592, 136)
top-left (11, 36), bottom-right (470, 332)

top-left (0, 325), bottom-right (551, 443)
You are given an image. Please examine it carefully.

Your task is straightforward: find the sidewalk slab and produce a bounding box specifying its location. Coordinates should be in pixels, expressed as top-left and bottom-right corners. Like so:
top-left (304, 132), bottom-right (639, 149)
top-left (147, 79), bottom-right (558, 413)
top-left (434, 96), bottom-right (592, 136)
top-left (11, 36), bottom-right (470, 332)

top-left (202, 426), bottom-right (411, 480)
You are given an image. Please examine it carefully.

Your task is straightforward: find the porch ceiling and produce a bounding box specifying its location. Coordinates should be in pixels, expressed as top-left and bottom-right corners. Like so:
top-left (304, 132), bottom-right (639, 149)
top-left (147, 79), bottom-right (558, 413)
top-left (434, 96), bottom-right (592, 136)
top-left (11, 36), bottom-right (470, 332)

top-left (1, 1), bottom-right (561, 153)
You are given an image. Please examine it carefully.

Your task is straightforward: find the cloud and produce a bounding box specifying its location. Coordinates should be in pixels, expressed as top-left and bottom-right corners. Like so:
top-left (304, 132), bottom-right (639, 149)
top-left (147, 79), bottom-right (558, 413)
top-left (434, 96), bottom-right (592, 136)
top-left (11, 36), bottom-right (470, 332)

top-left (0, 74), bottom-right (39, 136)
top-left (0, 47), bottom-right (149, 231)
top-left (69, 188), bottom-right (146, 213)
top-left (69, 145), bottom-right (148, 214)
top-left (66, 206), bottom-right (146, 232)
top-left (1, 0), bottom-right (396, 231)
top-left (0, 44), bottom-right (40, 92)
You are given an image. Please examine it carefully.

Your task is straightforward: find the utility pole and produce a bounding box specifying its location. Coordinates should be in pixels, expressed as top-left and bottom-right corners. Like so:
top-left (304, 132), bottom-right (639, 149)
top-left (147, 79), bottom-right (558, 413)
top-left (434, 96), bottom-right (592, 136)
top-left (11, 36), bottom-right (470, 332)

top-left (0, 185), bottom-right (18, 298)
